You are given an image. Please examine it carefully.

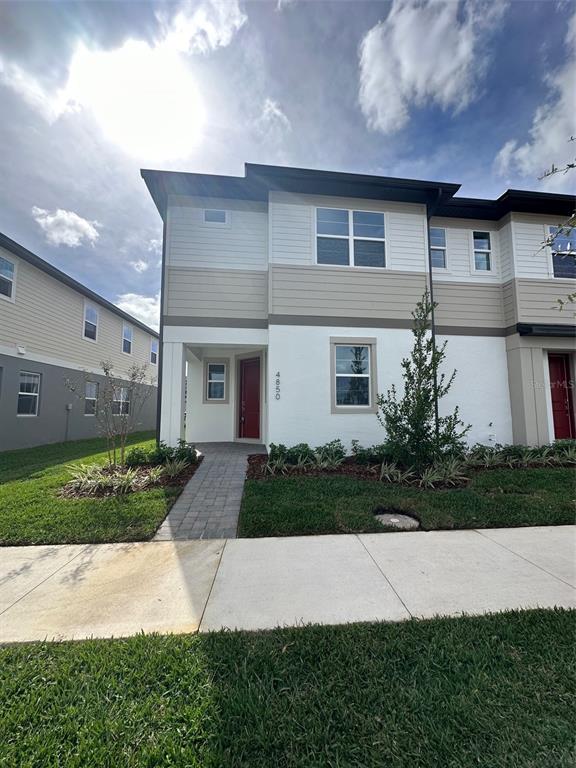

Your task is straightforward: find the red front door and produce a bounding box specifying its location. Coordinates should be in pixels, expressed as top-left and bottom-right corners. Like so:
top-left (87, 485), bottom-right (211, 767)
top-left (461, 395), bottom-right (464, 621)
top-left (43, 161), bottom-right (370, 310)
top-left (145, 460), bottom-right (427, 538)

top-left (548, 354), bottom-right (575, 439)
top-left (238, 358), bottom-right (260, 439)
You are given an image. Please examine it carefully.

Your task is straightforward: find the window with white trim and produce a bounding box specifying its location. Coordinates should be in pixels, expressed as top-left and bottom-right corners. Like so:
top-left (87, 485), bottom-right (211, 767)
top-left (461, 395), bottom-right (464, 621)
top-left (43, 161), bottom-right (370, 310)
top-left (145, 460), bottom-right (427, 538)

top-left (473, 231), bottom-right (491, 271)
top-left (17, 371), bottom-right (40, 416)
top-left (122, 323), bottom-right (133, 354)
top-left (83, 303), bottom-right (98, 341)
top-left (316, 208), bottom-right (386, 268)
top-left (150, 338), bottom-right (159, 365)
top-left (549, 226), bottom-right (576, 279)
top-left (206, 362), bottom-right (226, 401)
top-left (203, 209), bottom-right (227, 224)
top-left (430, 227), bottom-right (447, 269)
top-left (0, 255), bottom-right (15, 300)
top-left (112, 386), bottom-right (130, 415)
top-left (84, 381), bottom-right (98, 416)
top-left (334, 344), bottom-right (371, 407)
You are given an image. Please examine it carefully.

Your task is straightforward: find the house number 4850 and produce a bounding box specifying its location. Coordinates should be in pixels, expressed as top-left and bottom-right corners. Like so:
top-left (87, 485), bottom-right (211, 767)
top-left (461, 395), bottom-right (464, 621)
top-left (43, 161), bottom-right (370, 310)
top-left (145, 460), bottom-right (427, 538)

top-left (275, 371), bottom-right (281, 400)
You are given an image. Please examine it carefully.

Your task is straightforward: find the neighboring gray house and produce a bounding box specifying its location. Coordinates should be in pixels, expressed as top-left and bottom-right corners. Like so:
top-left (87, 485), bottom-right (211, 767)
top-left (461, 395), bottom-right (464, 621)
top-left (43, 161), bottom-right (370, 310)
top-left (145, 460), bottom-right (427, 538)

top-left (0, 232), bottom-right (158, 451)
top-left (143, 163), bottom-right (575, 451)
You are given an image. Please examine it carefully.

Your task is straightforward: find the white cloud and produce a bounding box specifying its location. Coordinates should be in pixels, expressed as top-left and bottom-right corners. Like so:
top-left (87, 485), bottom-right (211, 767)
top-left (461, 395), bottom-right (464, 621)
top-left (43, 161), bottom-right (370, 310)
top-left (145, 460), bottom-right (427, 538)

top-left (31, 206), bottom-right (101, 247)
top-left (116, 292), bottom-right (160, 331)
top-left (147, 238), bottom-right (162, 255)
top-left (358, 0), bottom-right (507, 135)
top-left (256, 98), bottom-right (291, 143)
top-left (161, 0), bottom-right (247, 54)
top-left (495, 11), bottom-right (576, 191)
top-left (130, 259), bottom-right (149, 273)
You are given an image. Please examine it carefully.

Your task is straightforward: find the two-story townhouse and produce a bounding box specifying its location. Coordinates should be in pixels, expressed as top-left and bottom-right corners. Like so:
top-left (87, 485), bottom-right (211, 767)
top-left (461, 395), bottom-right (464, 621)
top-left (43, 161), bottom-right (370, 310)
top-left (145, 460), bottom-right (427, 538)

top-left (142, 164), bottom-right (575, 450)
top-left (0, 232), bottom-right (158, 450)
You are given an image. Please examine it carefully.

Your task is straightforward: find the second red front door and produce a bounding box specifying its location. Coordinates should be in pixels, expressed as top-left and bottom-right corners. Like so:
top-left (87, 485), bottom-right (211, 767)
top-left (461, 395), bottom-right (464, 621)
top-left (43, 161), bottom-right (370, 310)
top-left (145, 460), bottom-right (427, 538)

top-left (548, 353), bottom-right (575, 439)
top-left (238, 357), bottom-right (260, 439)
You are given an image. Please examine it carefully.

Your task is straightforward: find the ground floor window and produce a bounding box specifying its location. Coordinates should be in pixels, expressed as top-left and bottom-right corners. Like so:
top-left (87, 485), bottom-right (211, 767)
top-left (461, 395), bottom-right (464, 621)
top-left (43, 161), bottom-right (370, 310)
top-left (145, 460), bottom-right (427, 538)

top-left (84, 381), bottom-right (98, 415)
top-left (17, 371), bottom-right (40, 416)
top-left (112, 386), bottom-right (130, 415)
top-left (204, 360), bottom-right (229, 403)
top-left (331, 339), bottom-right (377, 413)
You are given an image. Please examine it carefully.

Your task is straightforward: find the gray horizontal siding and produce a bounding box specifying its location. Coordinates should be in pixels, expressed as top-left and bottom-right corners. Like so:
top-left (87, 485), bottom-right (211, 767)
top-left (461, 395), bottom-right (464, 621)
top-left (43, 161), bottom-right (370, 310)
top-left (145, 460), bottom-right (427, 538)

top-left (434, 281), bottom-right (506, 327)
top-left (165, 267), bottom-right (268, 319)
top-left (516, 278), bottom-right (576, 324)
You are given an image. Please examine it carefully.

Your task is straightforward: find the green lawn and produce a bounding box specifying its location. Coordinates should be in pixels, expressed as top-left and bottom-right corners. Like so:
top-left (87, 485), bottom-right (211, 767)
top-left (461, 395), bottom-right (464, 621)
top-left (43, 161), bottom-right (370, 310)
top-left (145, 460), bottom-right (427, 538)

top-left (0, 432), bottom-right (178, 546)
top-left (1, 609), bottom-right (574, 767)
top-left (239, 468), bottom-right (576, 537)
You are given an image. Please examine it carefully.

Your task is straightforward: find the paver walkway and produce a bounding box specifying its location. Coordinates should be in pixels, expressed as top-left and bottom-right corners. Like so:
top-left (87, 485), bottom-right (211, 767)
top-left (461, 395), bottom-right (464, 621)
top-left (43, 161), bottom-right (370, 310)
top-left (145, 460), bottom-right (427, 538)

top-left (154, 442), bottom-right (267, 541)
top-left (1, 526), bottom-right (574, 642)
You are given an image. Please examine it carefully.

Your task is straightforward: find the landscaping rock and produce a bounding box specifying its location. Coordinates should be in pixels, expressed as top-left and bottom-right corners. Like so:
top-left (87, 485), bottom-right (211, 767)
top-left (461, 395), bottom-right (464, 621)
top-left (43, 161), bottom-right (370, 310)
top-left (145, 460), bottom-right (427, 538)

top-left (374, 512), bottom-right (420, 530)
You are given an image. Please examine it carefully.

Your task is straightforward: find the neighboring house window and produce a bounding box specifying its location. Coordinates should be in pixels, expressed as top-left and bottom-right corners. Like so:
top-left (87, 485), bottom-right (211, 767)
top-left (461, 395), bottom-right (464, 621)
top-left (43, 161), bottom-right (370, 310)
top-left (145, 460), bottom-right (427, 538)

top-left (549, 226), bottom-right (576, 279)
top-left (112, 386), bottom-right (130, 415)
top-left (0, 255), bottom-right (15, 300)
top-left (203, 209), bottom-right (227, 224)
top-left (330, 339), bottom-right (377, 413)
top-left (204, 361), bottom-right (228, 402)
top-left (17, 371), bottom-right (40, 416)
top-left (473, 231), bottom-right (492, 271)
top-left (84, 381), bottom-right (98, 416)
top-left (430, 227), bottom-right (447, 269)
top-left (83, 303), bottom-right (99, 341)
top-left (150, 338), bottom-right (159, 365)
top-left (122, 323), bottom-right (133, 354)
top-left (316, 208), bottom-right (386, 268)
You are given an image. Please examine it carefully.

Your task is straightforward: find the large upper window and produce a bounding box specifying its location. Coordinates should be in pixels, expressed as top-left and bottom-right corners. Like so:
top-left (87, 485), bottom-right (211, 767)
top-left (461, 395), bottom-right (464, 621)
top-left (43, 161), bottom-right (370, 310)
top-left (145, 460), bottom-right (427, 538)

top-left (316, 208), bottom-right (386, 268)
top-left (333, 343), bottom-right (373, 408)
top-left (122, 323), bottom-right (133, 355)
top-left (84, 381), bottom-right (98, 416)
top-left (17, 371), bottom-right (40, 416)
top-left (473, 231), bottom-right (492, 271)
top-left (430, 228), bottom-right (447, 269)
top-left (150, 338), bottom-right (159, 365)
top-left (549, 226), bottom-right (576, 279)
top-left (83, 303), bottom-right (98, 341)
top-left (0, 255), bottom-right (15, 300)
top-left (112, 387), bottom-right (130, 415)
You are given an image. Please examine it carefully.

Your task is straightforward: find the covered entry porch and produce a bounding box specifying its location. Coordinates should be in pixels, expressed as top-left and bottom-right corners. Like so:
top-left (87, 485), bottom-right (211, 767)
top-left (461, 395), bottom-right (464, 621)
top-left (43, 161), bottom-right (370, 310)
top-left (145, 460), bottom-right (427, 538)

top-left (160, 328), bottom-right (268, 446)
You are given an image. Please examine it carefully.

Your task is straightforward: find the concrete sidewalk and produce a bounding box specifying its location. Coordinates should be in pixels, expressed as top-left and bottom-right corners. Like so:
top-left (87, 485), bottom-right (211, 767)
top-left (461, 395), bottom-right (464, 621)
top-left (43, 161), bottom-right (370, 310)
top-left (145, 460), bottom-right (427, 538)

top-left (1, 526), bottom-right (574, 642)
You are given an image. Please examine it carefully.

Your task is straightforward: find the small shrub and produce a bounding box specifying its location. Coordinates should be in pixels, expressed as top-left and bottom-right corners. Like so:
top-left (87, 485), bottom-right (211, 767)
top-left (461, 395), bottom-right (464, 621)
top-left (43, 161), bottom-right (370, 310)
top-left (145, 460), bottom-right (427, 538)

top-left (351, 441), bottom-right (394, 465)
top-left (285, 443), bottom-right (315, 464)
top-left (125, 447), bottom-right (149, 467)
top-left (379, 462), bottom-right (400, 483)
top-left (417, 465), bottom-right (445, 489)
top-left (437, 457), bottom-right (468, 486)
top-left (269, 443), bottom-right (288, 462)
top-left (147, 441), bottom-right (176, 465)
top-left (65, 464), bottom-right (105, 495)
top-left (163, 458), bottom-right (190, 479)
top-left (264, 456), bottom-right (289, 476)
top-left (174, 439), bottom-right (198, 463)
top-left (111, 467), bottom-right (140, 494)
top-left (314, 439), bottom-right (346, 461)
top-left (146, 466), bottom-right (165, 485)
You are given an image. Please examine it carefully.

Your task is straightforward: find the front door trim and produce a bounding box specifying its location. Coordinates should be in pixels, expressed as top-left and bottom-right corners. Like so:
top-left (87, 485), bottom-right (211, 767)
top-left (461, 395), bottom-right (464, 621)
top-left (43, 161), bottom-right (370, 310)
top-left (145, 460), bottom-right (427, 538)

top-left (548, 352), bottom-right (575, 440)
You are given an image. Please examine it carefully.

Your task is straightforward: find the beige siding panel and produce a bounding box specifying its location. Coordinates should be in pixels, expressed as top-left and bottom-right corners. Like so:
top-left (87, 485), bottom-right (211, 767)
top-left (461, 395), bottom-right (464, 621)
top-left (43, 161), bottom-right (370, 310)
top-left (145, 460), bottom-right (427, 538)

top-left (434, 281), bottom-right (506, 327)
top-left (0, 252), bottom-right (156, 376)
top-left (499, 219), bottom-right (514, 282)
top-left (166, 198), bottom-right (268, 271)
top-left (165, 267), bottom-right (268, 319)
top-left (270, 264), bottom-right (427, 319)
top-left (502, 281), bottom-right (517, 326)
top-left (511, 215), bottom-right (553, 279)
top-left (515, 278), bottom-right (576, 324)
top-left (387, 211), bottom-right (427, 271)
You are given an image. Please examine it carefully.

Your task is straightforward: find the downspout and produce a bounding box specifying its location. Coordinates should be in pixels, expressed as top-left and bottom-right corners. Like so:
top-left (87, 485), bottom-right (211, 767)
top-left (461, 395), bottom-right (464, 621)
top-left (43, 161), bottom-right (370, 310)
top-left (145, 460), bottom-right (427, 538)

top-left (426, 188), bottom-right (442, 439)
top-left (155, 197), bottom-right (168, 446)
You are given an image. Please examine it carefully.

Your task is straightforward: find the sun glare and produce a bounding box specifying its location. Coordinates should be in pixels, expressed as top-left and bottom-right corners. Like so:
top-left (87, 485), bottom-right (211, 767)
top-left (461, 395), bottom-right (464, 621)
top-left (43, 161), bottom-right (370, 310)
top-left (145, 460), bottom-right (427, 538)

top-left (63, 40), bottom-right (205, 161)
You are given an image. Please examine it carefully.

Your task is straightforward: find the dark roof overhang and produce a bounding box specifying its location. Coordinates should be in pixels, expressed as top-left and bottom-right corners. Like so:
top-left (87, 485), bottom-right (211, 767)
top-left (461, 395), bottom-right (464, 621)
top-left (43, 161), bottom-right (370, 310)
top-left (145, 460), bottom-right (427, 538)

top-left (0, 232), bottom-right (158, 338)
top-left (436, 190), bottom-right (575, 220)
top-left (517, 323), bottom-right (576, 338)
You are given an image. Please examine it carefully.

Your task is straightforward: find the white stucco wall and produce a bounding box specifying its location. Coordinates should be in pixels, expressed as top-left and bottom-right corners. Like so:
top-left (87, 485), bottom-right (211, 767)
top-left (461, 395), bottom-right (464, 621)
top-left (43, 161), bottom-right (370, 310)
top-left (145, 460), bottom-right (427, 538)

top-left (267, 324), bottom-right (513, 450)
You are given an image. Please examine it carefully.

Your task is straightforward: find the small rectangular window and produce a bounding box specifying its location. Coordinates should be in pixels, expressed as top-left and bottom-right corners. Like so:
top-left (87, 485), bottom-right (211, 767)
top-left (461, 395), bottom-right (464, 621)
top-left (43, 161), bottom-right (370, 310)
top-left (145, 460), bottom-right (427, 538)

top-left (206, 363), bottom-right (226, 401)
top-left (430, 227), bottom-right (447, 269)
top-left (549, 226), bottom-right (576, 279)
top-left (122, 323), bottom-right (133, 354)
top-left (84, 381), bottom-right (98, 416)
top-left (83, 303), bottom-right (98, 341)
top-left (0, 255), bottom-right (15, 300)
top-left (335, 345), bottom-right (371, 407)
top-left (17, 371), bottom-right (40, 416)
top-left (473, 231), bottom-right (491, 271)
top-left (112, 386), bottom-right (130, 415)
top-left (204, 209), bottom-right (227, 224)
top-left (150, 338), bottom-right (159, 365)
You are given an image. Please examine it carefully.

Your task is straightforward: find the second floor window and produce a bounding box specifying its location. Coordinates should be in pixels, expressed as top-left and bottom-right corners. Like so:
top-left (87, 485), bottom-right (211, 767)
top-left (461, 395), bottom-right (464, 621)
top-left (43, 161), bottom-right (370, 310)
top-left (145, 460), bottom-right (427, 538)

top-left (0, 255), bottom-right (15, 300)
top-left (150, 338), bottom-right (158, 365)
top-left (83, 303), bottom-right (98, 341)
top-left (122, 323), bottom-right (133, 354)
top-left (473, 231), bottom-right (492, 271)
top-left (549, 226), bottom-right (576, 279)
top-left (316, 208), bottom-right (386, 268)
top-left (430, 228), bottom-right (447, 269)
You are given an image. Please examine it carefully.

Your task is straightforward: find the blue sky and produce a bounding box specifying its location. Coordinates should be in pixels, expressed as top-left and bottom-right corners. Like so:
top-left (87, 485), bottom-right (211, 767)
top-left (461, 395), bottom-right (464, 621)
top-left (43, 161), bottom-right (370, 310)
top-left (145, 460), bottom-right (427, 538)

top-left (0, 0), bottom-right (574, 329)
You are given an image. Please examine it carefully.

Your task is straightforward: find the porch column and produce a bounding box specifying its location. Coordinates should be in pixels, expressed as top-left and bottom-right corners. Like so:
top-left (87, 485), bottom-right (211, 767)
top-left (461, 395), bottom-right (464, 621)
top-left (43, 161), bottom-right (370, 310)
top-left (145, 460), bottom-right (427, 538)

top-left (160, 342), bottom-right (186, 446)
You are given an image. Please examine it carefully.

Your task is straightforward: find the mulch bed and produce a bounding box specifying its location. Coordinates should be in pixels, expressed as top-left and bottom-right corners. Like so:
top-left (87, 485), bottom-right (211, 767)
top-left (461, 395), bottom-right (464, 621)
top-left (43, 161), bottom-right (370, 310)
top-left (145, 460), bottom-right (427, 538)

top-left (246, 454), bottom-right (379, 481)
